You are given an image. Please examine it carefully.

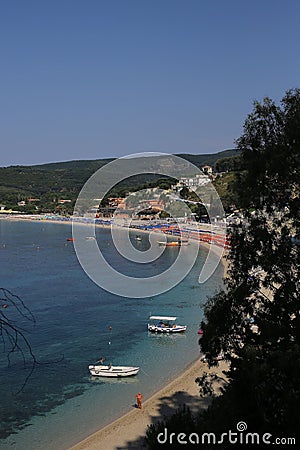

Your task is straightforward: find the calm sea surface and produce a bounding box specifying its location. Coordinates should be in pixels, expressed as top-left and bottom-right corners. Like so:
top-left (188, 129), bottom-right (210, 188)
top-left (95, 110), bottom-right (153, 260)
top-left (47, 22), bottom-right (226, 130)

top-left (0, 220), bottom-right (223, 449)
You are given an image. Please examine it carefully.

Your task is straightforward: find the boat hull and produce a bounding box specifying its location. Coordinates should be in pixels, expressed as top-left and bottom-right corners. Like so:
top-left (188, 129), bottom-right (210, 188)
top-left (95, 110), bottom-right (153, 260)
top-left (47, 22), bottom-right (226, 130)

top-left (88, 365), bottom-right (139, 377)
top-left (148, 324), bottom-right (187, 333)
top-left (157, 241), bottom-right (189, 247)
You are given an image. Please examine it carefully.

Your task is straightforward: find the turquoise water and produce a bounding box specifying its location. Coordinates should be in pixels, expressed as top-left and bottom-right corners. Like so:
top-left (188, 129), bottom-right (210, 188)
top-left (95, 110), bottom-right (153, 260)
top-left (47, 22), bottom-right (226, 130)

top-left (0, 220), bottom-right (223, 449)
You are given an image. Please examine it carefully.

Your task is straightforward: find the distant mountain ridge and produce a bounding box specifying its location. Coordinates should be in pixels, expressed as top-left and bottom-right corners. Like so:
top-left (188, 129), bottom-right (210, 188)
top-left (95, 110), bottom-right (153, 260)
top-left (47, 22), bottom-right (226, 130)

top-left (176, 149), bottom-right (239, 168)
top-left (0, 149), bottom-right (239, 209)
top-left (3, 148), bottom-right (237, 170)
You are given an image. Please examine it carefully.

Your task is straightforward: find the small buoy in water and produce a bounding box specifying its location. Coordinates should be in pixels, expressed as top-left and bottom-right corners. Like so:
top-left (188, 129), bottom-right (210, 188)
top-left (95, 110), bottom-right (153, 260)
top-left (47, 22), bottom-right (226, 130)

top-left (198, 329), bottom-right (204, 335)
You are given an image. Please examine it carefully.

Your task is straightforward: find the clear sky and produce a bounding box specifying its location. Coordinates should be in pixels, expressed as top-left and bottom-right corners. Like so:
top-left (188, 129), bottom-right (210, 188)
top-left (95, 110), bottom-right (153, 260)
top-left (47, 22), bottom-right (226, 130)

top-left (1, 0), bottom-right (300, 166)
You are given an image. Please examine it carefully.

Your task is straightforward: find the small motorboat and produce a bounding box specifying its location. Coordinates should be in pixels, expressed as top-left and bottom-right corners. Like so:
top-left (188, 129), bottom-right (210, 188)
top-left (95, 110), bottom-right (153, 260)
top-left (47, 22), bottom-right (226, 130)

top-left (136, 235), bottom-right (142, 241)
top-left (157, 239), bottom-right (189, 247)
top-left (148, 315), bottom-right (187, 333)
top-left (89, 364), bottom-right (140, 378)
top-left (66, 237), bottom-right (75, 242)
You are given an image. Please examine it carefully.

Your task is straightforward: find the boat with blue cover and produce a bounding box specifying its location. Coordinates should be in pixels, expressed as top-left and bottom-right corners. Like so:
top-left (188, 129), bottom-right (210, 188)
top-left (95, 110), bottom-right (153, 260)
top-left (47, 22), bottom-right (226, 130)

top-left (147, 315), bottom-right (187, 333)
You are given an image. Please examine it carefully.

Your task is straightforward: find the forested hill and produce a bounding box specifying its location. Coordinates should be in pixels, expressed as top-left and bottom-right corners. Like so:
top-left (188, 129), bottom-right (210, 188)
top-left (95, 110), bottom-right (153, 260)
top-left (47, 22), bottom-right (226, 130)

top-left (32, 148), bottom-right (237, 171)
top-left (0, 149), bottom-right (238, 204)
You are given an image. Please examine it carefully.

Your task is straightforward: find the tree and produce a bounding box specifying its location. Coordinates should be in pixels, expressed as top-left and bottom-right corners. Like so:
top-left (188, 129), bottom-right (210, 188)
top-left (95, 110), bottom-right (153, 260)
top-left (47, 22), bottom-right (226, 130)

top-left (0, 288), bottom-right (37, 393)
top-left (145, 89), bottom-right (300, 447)
top-left (0, 288), bottom-right (63, 394)
top-left (199, 89), bottom-right (300, 439)
top-left (215, 155), bottom-right (242, 173)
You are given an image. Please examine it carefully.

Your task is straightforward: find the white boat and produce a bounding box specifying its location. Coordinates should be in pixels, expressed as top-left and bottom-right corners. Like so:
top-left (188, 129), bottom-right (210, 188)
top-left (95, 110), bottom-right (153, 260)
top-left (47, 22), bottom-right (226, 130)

top-left (89, 364), bottom-right (140, 378)
top-left (148, 316), bottom-right (187, 333)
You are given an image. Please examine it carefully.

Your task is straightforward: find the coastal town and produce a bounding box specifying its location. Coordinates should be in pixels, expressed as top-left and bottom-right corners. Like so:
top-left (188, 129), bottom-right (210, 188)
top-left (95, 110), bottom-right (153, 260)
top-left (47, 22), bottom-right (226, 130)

top-left (0, 160), bottom-right (241, 222)
top-left (1, 1), bottom-right (299, 449)
top-left (0, 162), bottom-right (238, 253)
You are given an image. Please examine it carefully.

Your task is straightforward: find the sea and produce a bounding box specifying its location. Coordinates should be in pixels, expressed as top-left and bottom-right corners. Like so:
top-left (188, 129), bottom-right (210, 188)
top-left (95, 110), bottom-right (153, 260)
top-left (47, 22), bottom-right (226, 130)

top-left (0, 219), bottom-right (224, 449)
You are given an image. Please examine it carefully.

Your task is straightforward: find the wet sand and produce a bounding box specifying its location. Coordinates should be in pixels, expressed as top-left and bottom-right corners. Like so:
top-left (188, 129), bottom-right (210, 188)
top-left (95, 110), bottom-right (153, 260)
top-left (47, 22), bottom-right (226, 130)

top-left (2, 215), bottom-right (228, 450)
top-left (69, 358), bottom-right (228, 450)
top-left (69, 251), bottom-right (229, 450)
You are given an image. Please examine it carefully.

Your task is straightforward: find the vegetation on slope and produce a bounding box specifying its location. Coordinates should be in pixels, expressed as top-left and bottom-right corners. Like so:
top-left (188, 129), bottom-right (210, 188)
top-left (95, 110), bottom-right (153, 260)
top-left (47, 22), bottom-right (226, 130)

top-left (145, 89), bottom-right (300, 449)
top-left (0, 149), bottom-right (239, 214)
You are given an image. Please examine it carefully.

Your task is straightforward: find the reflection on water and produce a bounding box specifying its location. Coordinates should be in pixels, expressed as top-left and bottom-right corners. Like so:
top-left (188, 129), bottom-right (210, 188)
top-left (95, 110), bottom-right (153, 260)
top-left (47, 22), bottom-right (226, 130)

top-left (89, 376), bottom-right (139, 386)
top-left (147, 332), bottom-right (187, 346)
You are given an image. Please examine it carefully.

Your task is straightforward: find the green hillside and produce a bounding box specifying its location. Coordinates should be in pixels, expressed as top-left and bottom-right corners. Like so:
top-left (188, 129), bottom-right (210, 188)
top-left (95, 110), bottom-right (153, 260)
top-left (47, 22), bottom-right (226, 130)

top-left (177, 149), bottom-right (239, 167)
top-left (0, 149), bottom-right (239, 213)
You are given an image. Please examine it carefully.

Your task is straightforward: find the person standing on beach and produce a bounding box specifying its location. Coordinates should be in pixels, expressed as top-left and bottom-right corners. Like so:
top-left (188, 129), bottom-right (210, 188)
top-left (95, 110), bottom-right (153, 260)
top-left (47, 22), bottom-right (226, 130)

top-left (135, 392), bottom-right (144, 409)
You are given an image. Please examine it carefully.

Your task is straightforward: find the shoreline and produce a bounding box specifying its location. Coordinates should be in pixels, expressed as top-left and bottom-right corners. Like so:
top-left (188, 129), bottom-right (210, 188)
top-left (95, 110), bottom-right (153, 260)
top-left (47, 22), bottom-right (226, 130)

top-left (67, 248), bottom-right (228, 450)
top-left (2, 215), bottom-right (228, 449)
top-left (69, 358), bottom-right (228, 450)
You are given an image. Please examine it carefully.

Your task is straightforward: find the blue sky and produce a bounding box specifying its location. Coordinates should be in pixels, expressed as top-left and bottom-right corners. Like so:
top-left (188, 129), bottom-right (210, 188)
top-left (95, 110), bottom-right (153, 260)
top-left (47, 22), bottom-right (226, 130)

top-left (1, 0), bottom-right (300, 166)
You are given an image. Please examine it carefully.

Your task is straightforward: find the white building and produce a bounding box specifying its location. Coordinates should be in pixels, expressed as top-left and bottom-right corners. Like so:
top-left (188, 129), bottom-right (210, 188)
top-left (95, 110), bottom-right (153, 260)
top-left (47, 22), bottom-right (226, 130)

top-left (178, 174), bottom-right (210, 188)
top-left (201, 165), bottom-right (213, 175)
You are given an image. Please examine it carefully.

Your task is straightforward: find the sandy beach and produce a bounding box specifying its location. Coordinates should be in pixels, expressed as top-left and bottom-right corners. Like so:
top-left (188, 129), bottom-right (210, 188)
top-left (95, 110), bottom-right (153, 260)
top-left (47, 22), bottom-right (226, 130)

top-left (1, 215), bottom-right (228, 450)
top-left (70, 359), bottom-right (228, 450)
top-left (69, 251), bottom-right (229, 450)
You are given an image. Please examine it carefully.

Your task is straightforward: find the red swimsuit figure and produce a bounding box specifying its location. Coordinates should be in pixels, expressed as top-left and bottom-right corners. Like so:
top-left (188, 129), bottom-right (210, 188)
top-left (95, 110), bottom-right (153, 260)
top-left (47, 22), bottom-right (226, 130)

top-left (135, 392), bottom-right (144, 409)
